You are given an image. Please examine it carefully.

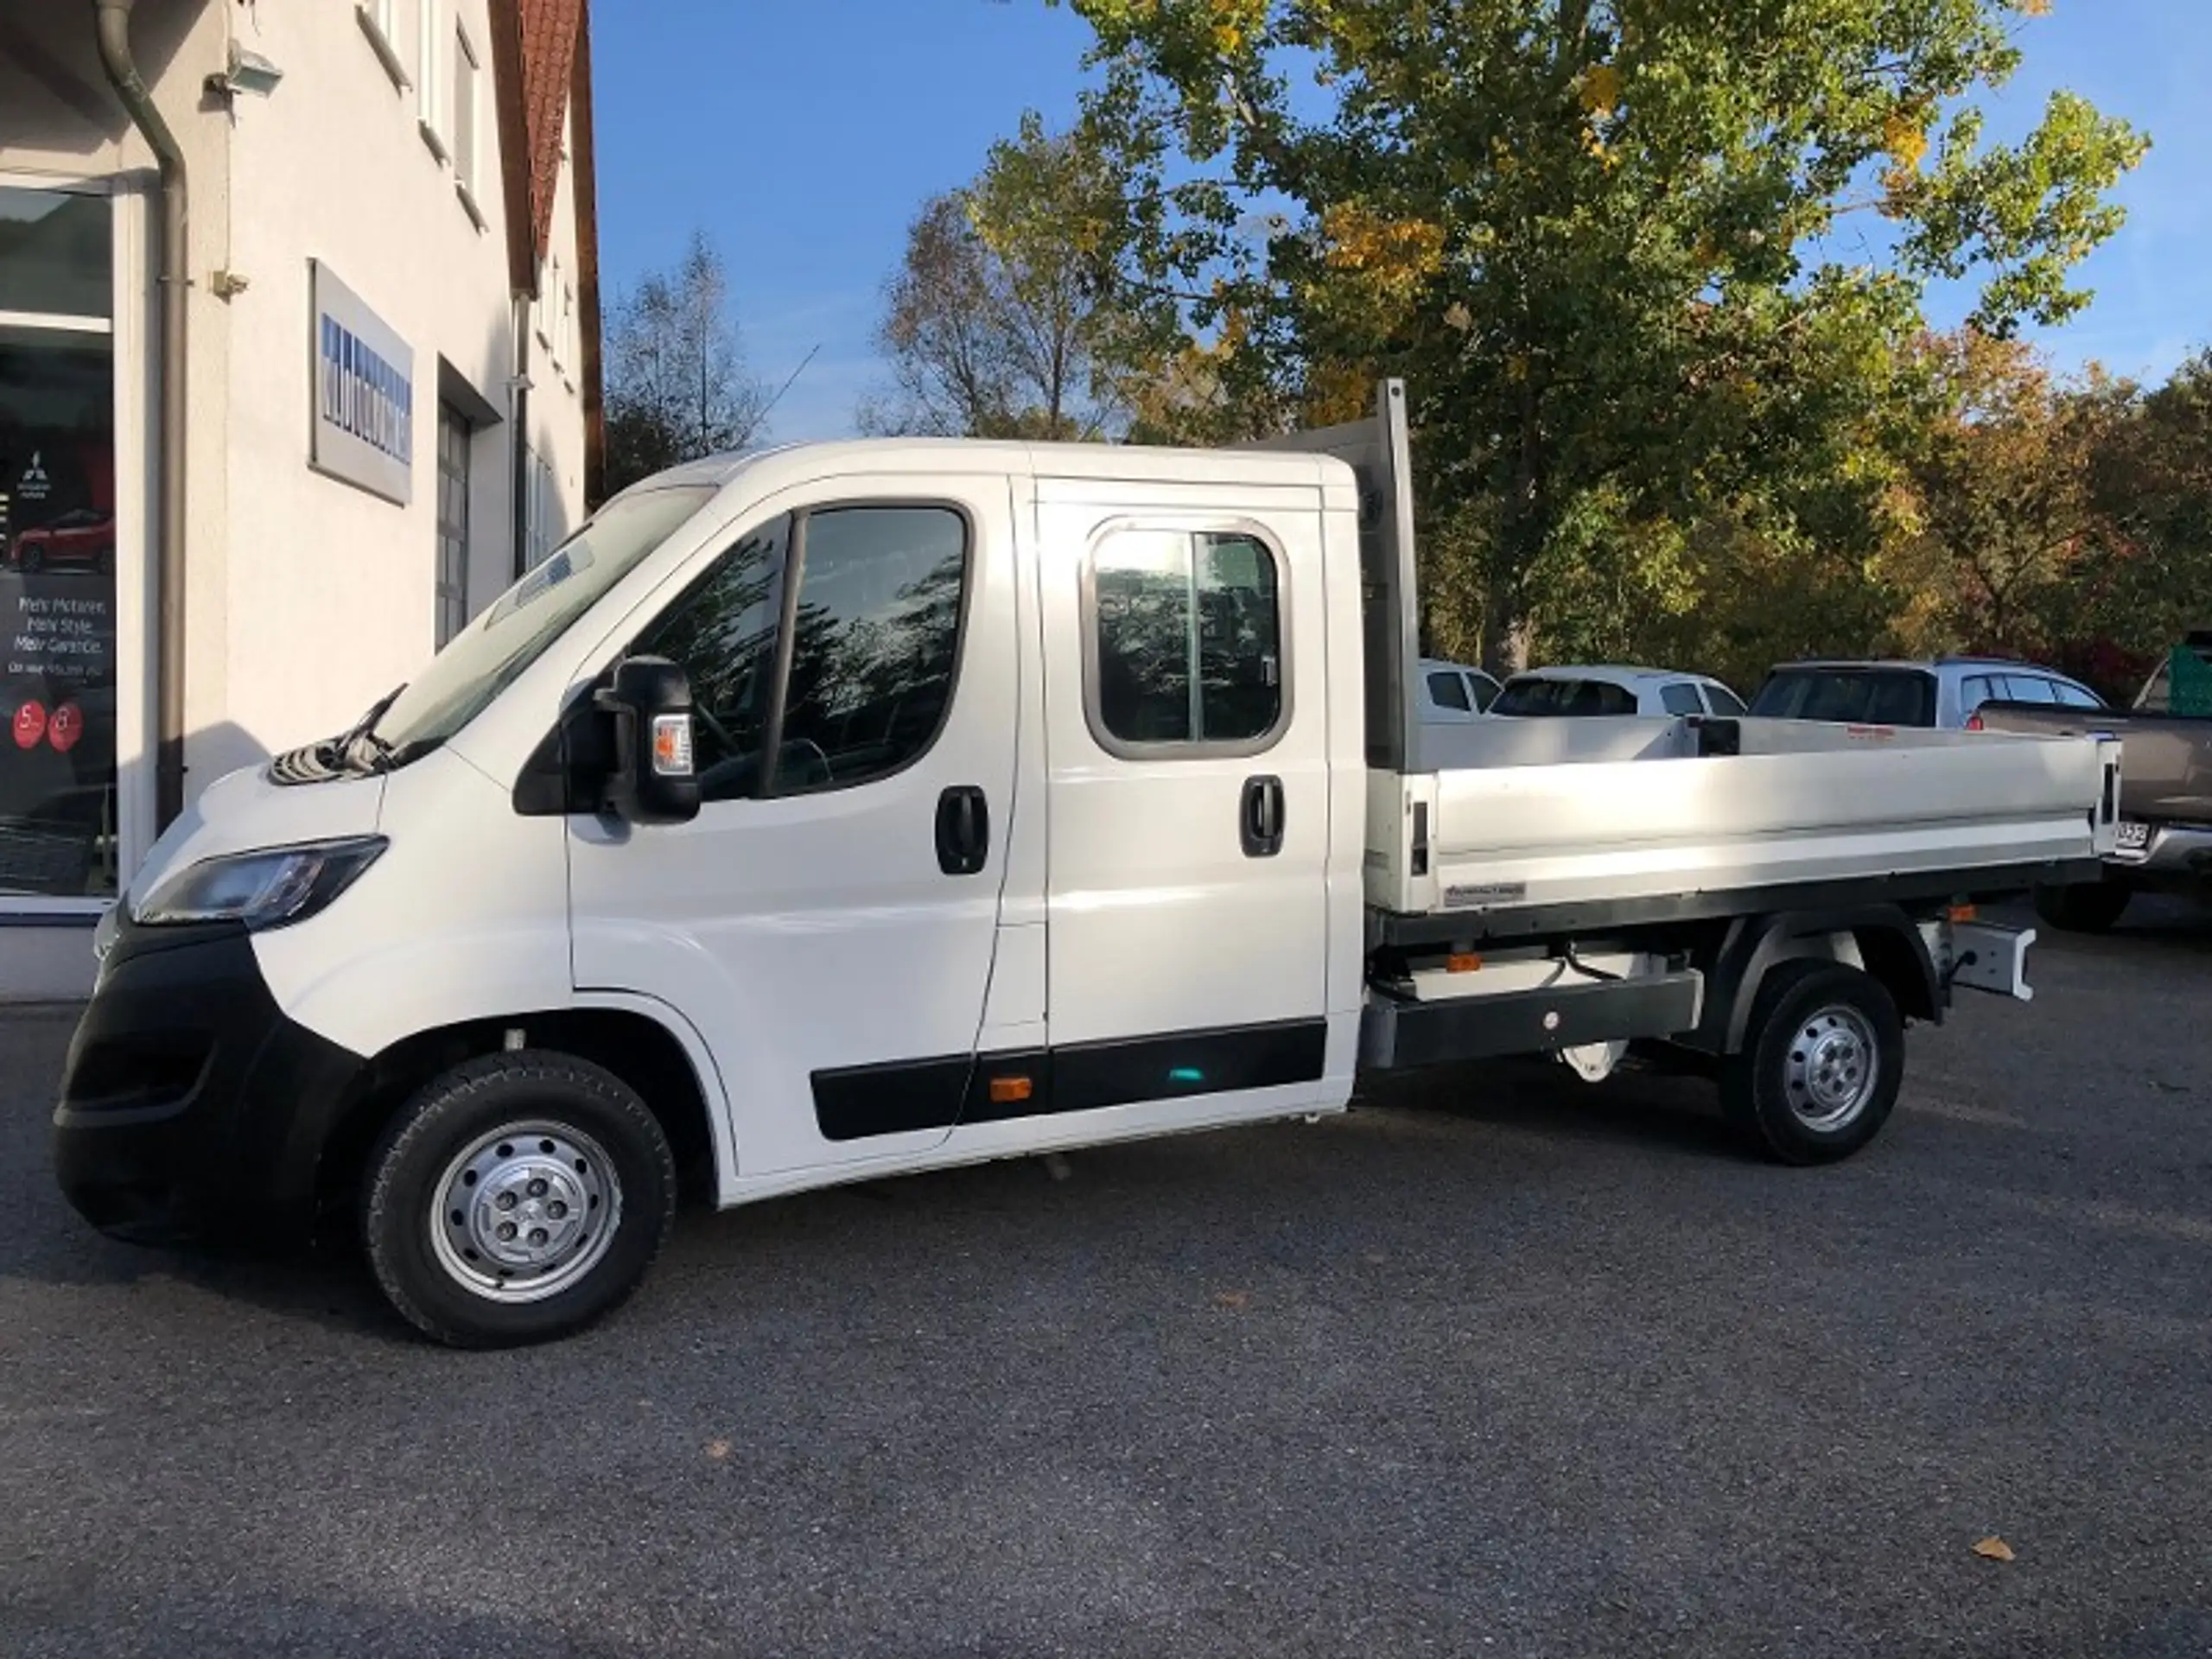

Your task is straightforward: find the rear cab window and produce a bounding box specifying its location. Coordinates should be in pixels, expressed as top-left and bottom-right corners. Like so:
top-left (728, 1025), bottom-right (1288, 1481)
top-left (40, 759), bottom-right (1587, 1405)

top-left (1088, 528), bottom-right (1286, 752)
top-left (1748, 668), bottom-right (1937, 727)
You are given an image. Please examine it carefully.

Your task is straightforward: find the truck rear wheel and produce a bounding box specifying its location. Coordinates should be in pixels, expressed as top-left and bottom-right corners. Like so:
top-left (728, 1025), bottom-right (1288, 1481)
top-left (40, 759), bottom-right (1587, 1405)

top-left (361, 1052), bottom-right (676, 1348)
top-left (1722, 962), bottom-right (1904, 1166)
top-left (2033, 877), bottom-right (2130, 934)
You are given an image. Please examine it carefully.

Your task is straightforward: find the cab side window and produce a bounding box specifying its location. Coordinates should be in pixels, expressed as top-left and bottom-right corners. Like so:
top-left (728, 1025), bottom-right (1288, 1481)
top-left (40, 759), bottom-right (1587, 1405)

top-left (634, 505), bottom-right (969, 801)
top-left (635, 516), bottom-right (786, 803)
top-left (1660, 683), bottom-right (1705, 716)
top-left (1090, 528), bottom-right (1284, 750)
top-left (1427, 670), bottom-right (1471, 712)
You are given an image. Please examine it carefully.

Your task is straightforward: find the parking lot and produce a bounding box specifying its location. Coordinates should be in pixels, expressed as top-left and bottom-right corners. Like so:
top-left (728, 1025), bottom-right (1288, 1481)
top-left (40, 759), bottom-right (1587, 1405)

top-left (3, 904), bottom-right (2209, 1658)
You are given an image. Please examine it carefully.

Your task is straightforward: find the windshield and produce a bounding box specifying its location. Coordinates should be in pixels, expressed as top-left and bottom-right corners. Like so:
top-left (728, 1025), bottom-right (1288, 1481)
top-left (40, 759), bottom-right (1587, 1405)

top-left (1491, 677), bottom-right (1637, 716)
top-left (1749, 668), bottom-right (1936, 727)
top-left (372, 486), bottom-right (715, 755)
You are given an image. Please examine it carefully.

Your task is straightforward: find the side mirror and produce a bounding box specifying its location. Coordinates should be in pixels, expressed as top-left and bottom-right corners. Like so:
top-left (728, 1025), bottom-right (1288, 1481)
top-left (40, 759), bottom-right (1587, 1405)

top-left (593, 656), bottom-right (701, 825)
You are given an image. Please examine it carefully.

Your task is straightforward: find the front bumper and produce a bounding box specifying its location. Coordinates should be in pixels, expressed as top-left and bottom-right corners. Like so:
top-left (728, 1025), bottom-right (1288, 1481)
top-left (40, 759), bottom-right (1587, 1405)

top-left (52, 914), bottom-right (366, 1244)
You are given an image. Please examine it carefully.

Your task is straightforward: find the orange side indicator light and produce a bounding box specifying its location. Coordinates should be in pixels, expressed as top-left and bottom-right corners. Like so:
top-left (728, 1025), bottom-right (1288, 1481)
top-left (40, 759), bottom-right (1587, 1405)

top-left (1948, 904), bottom-right (1978, 924)
top-left (988, 1076), bottom-right (1034, 1105)
top-left (1446, 952), bottom-right (1483, 974)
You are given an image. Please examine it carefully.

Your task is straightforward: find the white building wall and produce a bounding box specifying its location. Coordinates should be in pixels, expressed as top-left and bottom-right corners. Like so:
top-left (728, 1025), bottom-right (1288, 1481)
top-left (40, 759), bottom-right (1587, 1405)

top-left (217, 0), bottom-right (525, 774)
top-left (0, 0), bottom-right (597, 995)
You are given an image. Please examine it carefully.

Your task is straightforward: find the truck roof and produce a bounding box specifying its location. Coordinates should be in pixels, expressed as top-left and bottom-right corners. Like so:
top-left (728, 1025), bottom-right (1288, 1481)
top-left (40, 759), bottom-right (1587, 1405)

top-left (620, 436), bottom-right (1344, 499)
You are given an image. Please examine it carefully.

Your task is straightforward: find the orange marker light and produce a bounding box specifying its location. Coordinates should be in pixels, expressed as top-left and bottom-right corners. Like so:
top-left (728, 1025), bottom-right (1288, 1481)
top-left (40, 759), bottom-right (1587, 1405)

top-left (1446, 952), bottom-right (1483, 973)
top-left (988, 1076), bottom-right (1034, 1104)
top-left (1948, 904), bottom-right (1978, 924)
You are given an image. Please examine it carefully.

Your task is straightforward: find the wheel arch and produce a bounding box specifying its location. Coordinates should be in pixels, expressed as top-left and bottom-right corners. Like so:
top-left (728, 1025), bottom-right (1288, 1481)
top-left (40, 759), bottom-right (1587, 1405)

top-left (1694, 904), bottom-right (1940, 1055)
top-left (315, 999), bottom-right (734, 1224)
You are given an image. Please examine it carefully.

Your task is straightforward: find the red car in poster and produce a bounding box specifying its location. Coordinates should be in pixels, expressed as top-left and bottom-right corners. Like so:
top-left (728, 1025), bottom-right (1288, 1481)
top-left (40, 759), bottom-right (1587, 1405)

top-left (9, 509), bottom-right (114, 574)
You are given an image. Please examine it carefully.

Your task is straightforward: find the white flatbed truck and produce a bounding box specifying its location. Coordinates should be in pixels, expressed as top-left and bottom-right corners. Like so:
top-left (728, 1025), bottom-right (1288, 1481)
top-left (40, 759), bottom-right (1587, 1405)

top-left (55, 382), bottom-right (2120, 1345)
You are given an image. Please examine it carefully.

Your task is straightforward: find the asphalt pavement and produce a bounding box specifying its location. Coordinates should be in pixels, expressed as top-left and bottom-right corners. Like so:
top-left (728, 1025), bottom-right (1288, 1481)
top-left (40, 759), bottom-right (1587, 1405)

top-left (3, 903), bottom-right (2209, 1658)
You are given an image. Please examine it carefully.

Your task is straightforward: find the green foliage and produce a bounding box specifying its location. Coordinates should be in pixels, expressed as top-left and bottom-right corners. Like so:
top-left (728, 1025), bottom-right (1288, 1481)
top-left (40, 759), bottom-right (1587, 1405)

top-left (603, 232), bottom-right (769, 497)
top-left (1053, 0), bottom-right (2148, 673)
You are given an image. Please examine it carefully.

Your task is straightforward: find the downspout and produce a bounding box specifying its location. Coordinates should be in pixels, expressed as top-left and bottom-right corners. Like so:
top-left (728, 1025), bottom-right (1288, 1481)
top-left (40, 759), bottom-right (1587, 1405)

top-left (93, 0), bottom-right (188, 830)
top-left (511, 292), bottom-right (531, 578)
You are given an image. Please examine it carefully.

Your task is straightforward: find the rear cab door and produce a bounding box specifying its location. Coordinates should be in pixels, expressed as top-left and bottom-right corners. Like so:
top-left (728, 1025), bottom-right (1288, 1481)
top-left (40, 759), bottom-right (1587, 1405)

top-left (947, 461), bottom-right (1348, 1152)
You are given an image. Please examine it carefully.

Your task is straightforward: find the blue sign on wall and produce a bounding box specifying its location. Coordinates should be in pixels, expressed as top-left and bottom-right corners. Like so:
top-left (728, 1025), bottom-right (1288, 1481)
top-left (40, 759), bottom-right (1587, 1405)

top-left (309, 261), bottom-right (414, 505)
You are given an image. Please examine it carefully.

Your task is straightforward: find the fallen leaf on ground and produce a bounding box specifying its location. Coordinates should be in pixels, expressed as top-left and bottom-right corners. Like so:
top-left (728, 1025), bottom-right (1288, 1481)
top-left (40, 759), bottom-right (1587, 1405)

top-left (705, 1440), bottom-right (731, 1461)
top-left (1213, 1290), bottom-right (1249, 1309)
top-left (1972, 1535), bottom-right (2015, 1561)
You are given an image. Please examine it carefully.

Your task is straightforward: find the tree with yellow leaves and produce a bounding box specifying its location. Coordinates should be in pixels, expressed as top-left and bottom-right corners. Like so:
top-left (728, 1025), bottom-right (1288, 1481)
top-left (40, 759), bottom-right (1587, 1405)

top-left (1057, 0), bottom-right (2147, 673)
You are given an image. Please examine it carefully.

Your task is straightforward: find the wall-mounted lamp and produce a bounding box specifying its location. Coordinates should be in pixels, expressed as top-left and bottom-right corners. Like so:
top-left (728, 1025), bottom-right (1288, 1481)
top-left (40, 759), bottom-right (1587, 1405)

top-left (206, 41), bottom-right (284, 101)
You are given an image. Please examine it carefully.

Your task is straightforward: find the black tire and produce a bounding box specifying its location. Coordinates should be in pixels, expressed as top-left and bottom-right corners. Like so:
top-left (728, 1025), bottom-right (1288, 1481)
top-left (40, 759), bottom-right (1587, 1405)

top-left (95, 546), bottom-right (113, 575)
top-left (2033, 878), bottom-right (2131, 934)
top-left (19, 545), bottom-right (41, 573)
top-left (362, 1051), bottom-right (676, 1348)
top-left (1721, 962), bottom-right (1904, 1166)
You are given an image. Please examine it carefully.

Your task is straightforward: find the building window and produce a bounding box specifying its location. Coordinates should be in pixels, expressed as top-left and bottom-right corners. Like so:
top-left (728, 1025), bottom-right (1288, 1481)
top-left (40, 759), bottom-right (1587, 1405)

top-left (522, 446), bottom-right (560, 572)
top-left (636, 505), bottom-right (970, 801)
top-left (1087, 528), bottom-right (1284, 752)
top-left (452, 22), bottom-right (482, 222)
top-left (560, 280), bottom-right (575, 382)
top-left (416, 0), bottom-right (446, 161)
top-left (0, 185), bottom-right (120, 899)
top-left (435, 403), bottom-right (471, 647)
top-left (357, 0), bottom-right (410, 89)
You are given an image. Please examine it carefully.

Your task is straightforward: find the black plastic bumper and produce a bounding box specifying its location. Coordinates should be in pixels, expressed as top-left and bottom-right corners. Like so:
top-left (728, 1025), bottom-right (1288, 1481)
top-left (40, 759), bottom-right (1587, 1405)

top-left (52, 913), bottom-right (367, 1244)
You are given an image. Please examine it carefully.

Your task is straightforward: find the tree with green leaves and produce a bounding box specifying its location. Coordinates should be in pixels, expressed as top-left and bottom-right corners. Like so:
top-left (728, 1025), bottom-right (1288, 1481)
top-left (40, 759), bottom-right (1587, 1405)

top-left (1056, 0), bottom-right (2149, 673)
top-left (863, 115), bottom-right (1148, 441)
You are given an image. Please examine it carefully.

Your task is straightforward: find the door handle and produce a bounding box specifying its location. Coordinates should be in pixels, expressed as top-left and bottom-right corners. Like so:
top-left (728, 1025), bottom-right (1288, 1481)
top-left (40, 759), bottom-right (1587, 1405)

top-left (935, 785), bottom-right (988, 876)
top-left (1241, 775), bottom-right (1284, 858)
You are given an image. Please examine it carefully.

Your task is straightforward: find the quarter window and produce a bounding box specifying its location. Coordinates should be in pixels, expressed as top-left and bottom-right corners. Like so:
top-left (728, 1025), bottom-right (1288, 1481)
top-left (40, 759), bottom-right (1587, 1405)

top-left (1660, 683), bottom-right (1704, 716)
top-left (635, 505), bottom-right (969, 801)
top-left (1427, 670), bottom-right (1471, 712)
top-left (1090, 529), bottom-right (1283, 749)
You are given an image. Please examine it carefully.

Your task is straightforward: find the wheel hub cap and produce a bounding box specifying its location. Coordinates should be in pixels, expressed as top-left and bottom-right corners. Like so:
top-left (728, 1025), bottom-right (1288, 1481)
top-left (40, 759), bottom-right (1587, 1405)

top-left (1783, 1006), bottom-right (1878, 1132)
top-left (430, 1121), bottom-right (622, 1304)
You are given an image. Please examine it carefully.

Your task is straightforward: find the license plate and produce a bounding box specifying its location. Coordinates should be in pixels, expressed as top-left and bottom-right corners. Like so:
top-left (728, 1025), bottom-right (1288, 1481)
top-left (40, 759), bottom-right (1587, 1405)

top-left (2116, 820), bottom-right (2151, 852)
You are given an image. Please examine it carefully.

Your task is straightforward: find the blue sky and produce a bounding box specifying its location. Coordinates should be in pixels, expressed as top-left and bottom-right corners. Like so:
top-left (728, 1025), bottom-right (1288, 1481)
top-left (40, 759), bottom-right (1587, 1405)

top-left (592, 2), bottom-right (2209, 444)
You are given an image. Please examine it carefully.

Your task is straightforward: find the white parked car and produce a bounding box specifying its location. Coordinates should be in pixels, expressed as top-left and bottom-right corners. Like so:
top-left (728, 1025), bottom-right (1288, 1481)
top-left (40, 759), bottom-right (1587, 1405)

top-left (1491, 664), bottom-right (1747, 719)
top-left (1417, 657), bottom-right (1503, 721)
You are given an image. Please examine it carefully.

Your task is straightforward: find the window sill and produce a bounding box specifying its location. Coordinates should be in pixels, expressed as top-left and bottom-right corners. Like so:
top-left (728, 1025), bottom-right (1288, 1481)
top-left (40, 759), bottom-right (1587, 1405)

top-left (418, 118), bottom-right (450, 167)
top-left (357, 8), bottom-right (411, 91)
top-left (455, 179), bottom-right (487, 233)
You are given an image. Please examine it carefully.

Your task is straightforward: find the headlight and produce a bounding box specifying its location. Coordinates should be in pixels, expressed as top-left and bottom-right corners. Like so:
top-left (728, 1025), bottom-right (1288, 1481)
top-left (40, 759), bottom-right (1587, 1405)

top-left (132, 836), bottom-right (389, 931)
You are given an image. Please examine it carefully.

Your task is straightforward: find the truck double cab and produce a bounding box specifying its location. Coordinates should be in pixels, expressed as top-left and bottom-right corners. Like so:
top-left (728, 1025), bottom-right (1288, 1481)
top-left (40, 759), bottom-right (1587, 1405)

top-left (54, 383), bottom-right (2120, 1346)
top-left (1974, 633), bottom-right (2212, 931)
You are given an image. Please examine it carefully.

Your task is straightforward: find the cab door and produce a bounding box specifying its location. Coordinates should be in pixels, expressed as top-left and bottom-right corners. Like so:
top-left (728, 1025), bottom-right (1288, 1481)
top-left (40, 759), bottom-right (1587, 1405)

top-left (567, 476), bottom-right (1023, 1177)
top-left (947, 480), bottom-right (1333, 1143)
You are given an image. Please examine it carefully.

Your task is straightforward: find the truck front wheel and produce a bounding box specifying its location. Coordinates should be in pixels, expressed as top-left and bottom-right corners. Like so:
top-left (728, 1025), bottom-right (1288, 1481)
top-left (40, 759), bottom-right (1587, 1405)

top-left (1721, 963), bottom-right (1904, 1166)
top-left (361, 1052), bottom-right (677, 1348)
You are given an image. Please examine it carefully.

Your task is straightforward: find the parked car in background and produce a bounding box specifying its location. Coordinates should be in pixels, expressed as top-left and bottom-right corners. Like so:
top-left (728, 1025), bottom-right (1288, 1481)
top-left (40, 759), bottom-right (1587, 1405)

top-left (1749, 658), bottom-right (2102, 730)
top-left (8, 508), bottom-right (115, 574)
top-left (1417, 657), bottom-right (1502, 722)
top-left (1490, 664), bottom-right (1746, 719)
top-left (1973, 633), bottom-right (2212, 932)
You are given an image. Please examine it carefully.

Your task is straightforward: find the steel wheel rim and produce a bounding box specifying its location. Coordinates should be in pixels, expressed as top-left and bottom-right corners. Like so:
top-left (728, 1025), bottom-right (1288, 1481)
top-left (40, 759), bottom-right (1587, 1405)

top-left (429, 1119), bottom-right (622, 1303)
top-left (1783, 1004), bottom-right (1879, 1132)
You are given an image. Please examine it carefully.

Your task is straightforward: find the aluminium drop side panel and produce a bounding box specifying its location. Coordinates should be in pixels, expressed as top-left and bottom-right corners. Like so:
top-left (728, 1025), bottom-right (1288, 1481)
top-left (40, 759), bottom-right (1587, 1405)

top-left (1419, 719), bottom-right (2112, 922)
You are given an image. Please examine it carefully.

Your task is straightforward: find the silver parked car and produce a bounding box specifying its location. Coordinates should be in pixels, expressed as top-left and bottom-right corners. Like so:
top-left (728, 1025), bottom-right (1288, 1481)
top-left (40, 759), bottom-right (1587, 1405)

top-left (1749, 658), bottom-right (2103, 729)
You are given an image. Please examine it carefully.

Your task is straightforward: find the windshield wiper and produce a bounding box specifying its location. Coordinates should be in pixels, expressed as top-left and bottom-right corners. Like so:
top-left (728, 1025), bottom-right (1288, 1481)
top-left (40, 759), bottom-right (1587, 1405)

top-left (324, 683), bottom-right (406, 772)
